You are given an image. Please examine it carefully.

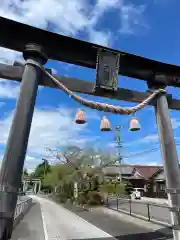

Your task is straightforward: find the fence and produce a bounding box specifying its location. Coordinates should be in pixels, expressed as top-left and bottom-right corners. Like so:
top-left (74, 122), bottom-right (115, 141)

top-left (13, 197), bottom-right (33, 228)
top-left (107, 196), bottom-right (171, 226)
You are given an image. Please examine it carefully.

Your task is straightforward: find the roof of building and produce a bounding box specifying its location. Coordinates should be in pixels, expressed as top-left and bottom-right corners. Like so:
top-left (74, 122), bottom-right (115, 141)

top-left (133, 165), bottom-right (162, 179)
top-left (102, 164), bottom-right (134, 175)
top-left (102, 164), bottom-right (162, 179)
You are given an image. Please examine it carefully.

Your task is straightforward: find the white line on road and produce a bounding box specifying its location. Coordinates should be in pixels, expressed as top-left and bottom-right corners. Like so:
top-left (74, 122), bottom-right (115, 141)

top-left (40, 203), bottom-right (49, 240)
top-left (31, 195), bottom-right (114, 240)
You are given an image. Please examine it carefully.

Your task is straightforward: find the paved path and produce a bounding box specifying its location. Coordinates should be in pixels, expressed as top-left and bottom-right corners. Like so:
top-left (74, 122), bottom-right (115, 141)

top-left (11, 200), bottom-right (45, 240)
top-left (11, 195), bottom-right (173, 239)
top-left (142, 197), bottom-right (168, 205)
top-left (108, 198), bottom-right (171, 224)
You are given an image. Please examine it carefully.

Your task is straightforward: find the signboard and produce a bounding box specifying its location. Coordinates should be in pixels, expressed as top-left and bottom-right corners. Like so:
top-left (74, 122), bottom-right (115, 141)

top-left (95, 49), bottom-right (120, 91)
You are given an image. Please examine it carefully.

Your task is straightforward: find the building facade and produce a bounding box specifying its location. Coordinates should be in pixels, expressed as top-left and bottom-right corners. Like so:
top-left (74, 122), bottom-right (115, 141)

top-left (102, 164), bottom-right (166, 198)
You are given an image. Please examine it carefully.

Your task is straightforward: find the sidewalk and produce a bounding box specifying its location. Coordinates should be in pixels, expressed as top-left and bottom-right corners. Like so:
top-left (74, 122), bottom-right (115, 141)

top-left (141, 197), bottom-right (168, 205)
top-left (11, 200), bottom-right (45, 240)
top-left (32, 195), bottom-right (114, 239)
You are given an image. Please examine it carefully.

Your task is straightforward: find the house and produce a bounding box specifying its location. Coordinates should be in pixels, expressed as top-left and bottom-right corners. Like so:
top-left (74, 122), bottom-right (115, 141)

top-left (102, 164), bottom-right (134, 181)
top-left (102, 164), bottom-right (164, 197)
top-left (150, 167), bottom-right (166, 198)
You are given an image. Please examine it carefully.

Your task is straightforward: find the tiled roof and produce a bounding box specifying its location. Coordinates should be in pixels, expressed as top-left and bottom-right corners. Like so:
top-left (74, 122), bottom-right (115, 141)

top-left (134, 165), bottom-right (161, 179)
top-left (102, 164), bottom-right (162, 179)
top-left (102, 164), bottom-right (134, 175)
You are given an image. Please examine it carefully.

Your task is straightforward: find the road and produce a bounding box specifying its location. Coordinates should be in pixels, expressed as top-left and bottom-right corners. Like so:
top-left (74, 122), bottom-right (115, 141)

top-left (11, 195), bottom-right (173, 240)
top-left (108, 198), bottom-right (171, 224)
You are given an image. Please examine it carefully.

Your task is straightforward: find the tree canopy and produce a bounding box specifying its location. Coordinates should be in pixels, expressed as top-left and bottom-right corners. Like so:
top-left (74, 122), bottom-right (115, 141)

top-left (32, 159), bottom-right (51, 179)
top-left (41, 145), bottom-right (121, 190)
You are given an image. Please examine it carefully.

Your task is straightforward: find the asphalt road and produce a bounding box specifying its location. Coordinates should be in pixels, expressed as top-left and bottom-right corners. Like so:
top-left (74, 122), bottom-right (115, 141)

top-left (108, 198), bottom-right (171, 224)
top-left (64, 204), bottom-right (173, 240)
top-left (13, 195), bottom-right (173, 240)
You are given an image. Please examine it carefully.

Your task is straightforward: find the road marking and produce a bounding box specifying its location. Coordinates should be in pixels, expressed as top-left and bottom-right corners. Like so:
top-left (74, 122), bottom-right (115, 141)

top-left (48, 199), bottom-right (114, 239)
top-left (31, 195), bottom-right (48, 240)
top-left (31, 195), bottom-right (114, 239)
top-left (41, 205), bottom-right (49, 240)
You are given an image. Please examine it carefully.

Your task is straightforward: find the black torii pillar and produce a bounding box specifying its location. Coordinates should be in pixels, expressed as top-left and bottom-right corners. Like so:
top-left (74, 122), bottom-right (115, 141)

top-left (0, 44), bottom-right (47, 240)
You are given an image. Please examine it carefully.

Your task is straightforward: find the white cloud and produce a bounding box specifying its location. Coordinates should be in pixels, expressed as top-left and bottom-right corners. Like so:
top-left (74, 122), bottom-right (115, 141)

top-left (119, 4), bottom-right (148, 35)
top-left (140, 134), bottom-right (159, 143)
top-left (0, 106), bottom-right (101, 170)
top-left (171, 118), bottom-right (180, 129)
top-left (0, 79), bottom-right (20, 99)
top-left (88, 28), bottom-right (112, 46)
top-left (0, 0), bottom-right (120, 66)
top-left (0, 0), bottom-right (149, 68)
top-left (0, 79), bottom-right (44, 99)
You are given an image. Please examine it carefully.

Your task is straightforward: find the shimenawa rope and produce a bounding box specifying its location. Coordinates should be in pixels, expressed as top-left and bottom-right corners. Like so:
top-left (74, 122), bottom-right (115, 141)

top-left (25, 59), bottom-right (165, 115)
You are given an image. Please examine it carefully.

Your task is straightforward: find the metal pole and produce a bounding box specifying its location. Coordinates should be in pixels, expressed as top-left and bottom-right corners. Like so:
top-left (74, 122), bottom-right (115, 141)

top-left (156, 92), bottom-right (180, 240)
top-left (42, 158), bottom-right (47, 178)
top-left (0, 43), bottom-right (47, 240)
top-left (115, 126), bottom-right (122, 182)
top-left (38, 180), bottom-right (41, 194)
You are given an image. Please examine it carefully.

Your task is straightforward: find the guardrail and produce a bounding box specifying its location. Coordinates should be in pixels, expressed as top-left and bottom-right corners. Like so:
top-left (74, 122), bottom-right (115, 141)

top-left (13, 197), bottom-right (33, 228)
top-left (107, 195), bottom-right (171, 227)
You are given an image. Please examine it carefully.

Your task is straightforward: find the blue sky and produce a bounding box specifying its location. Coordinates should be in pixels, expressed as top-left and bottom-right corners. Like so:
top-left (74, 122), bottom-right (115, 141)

top-left (0, 0), bottom-right (180, 171)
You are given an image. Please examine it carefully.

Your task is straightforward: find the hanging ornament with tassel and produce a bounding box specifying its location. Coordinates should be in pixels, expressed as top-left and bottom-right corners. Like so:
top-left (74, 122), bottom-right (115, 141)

top-left (129, 116), bottom-right (141, 132)
top-left (100, 116), bottom-right (111, 131)
top-left (74, 109), bottom-right (86, 124)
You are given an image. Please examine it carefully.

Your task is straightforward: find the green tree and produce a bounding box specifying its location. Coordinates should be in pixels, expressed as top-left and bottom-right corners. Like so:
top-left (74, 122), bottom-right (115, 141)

top-left (33, 159), bottom-right (51, 178)
top-left (43, 164), bottom-right (71, 189)
top-left (125, 182), bottom-right (133, 195)
top-left (44, 145), bottom-right (123, 204)
top-left (23, 168), bottom-right (29, 177)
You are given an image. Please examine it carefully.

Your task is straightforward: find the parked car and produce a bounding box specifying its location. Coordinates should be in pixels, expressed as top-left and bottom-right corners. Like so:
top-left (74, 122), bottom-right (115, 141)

top-left (131, 188), bottom-right (144, 200)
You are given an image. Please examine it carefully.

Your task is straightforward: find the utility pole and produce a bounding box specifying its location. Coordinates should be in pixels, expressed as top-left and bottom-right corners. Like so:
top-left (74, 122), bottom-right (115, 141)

top-left (156, 91), bottom-right (180, 240)
top-left (0, 44), bottom-right (47, 240)
top-left (42, 158), bottom-right (48, 178)
top-left (115, 126), bottom-right (122, 182)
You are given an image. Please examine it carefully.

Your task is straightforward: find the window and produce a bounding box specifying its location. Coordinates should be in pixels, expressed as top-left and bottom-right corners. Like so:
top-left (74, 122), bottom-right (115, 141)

top-left (159, 183), bottom-right (165, 191)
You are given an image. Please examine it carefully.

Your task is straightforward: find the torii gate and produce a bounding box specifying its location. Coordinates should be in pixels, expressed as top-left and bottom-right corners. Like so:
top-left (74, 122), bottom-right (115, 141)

top-left (22, 178), bottom-right (41, 194)
top-left (0, 16), bottom-right (180, 240)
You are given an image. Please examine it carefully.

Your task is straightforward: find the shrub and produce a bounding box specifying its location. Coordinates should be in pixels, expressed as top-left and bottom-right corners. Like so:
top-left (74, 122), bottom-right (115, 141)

top-left (55, 192), bottom-right (67, 203)
top-left (125, 182), bottom-right (133, 195)
top-left (88, 198), bottom-right (101, 206)
top-left (100, 183), bottom-right (125, 195)
top-left (87, 191), bottom-right (104, 206)
top-left (77, 191), bottom-right (88, 205)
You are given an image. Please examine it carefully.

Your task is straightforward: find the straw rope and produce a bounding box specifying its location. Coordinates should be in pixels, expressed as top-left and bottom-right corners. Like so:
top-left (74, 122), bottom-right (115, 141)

top-left (25, 59), bottom-right (165, 115)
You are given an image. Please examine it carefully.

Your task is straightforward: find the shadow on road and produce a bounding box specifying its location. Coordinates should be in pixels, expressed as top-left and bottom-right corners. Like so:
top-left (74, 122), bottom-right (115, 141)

top-left (113, 228), bottom-right (173, 240)
top-left (72, 228), bottom-right (173, 240)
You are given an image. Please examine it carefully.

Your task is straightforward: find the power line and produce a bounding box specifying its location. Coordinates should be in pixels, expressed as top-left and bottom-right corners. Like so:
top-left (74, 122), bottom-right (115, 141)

top-left (122, 140), bottom-right (180, 159)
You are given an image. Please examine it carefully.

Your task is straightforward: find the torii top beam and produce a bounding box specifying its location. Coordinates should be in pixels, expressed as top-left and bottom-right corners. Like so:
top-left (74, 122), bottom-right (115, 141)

top-left (1, 17), bottom-right (180, 87)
